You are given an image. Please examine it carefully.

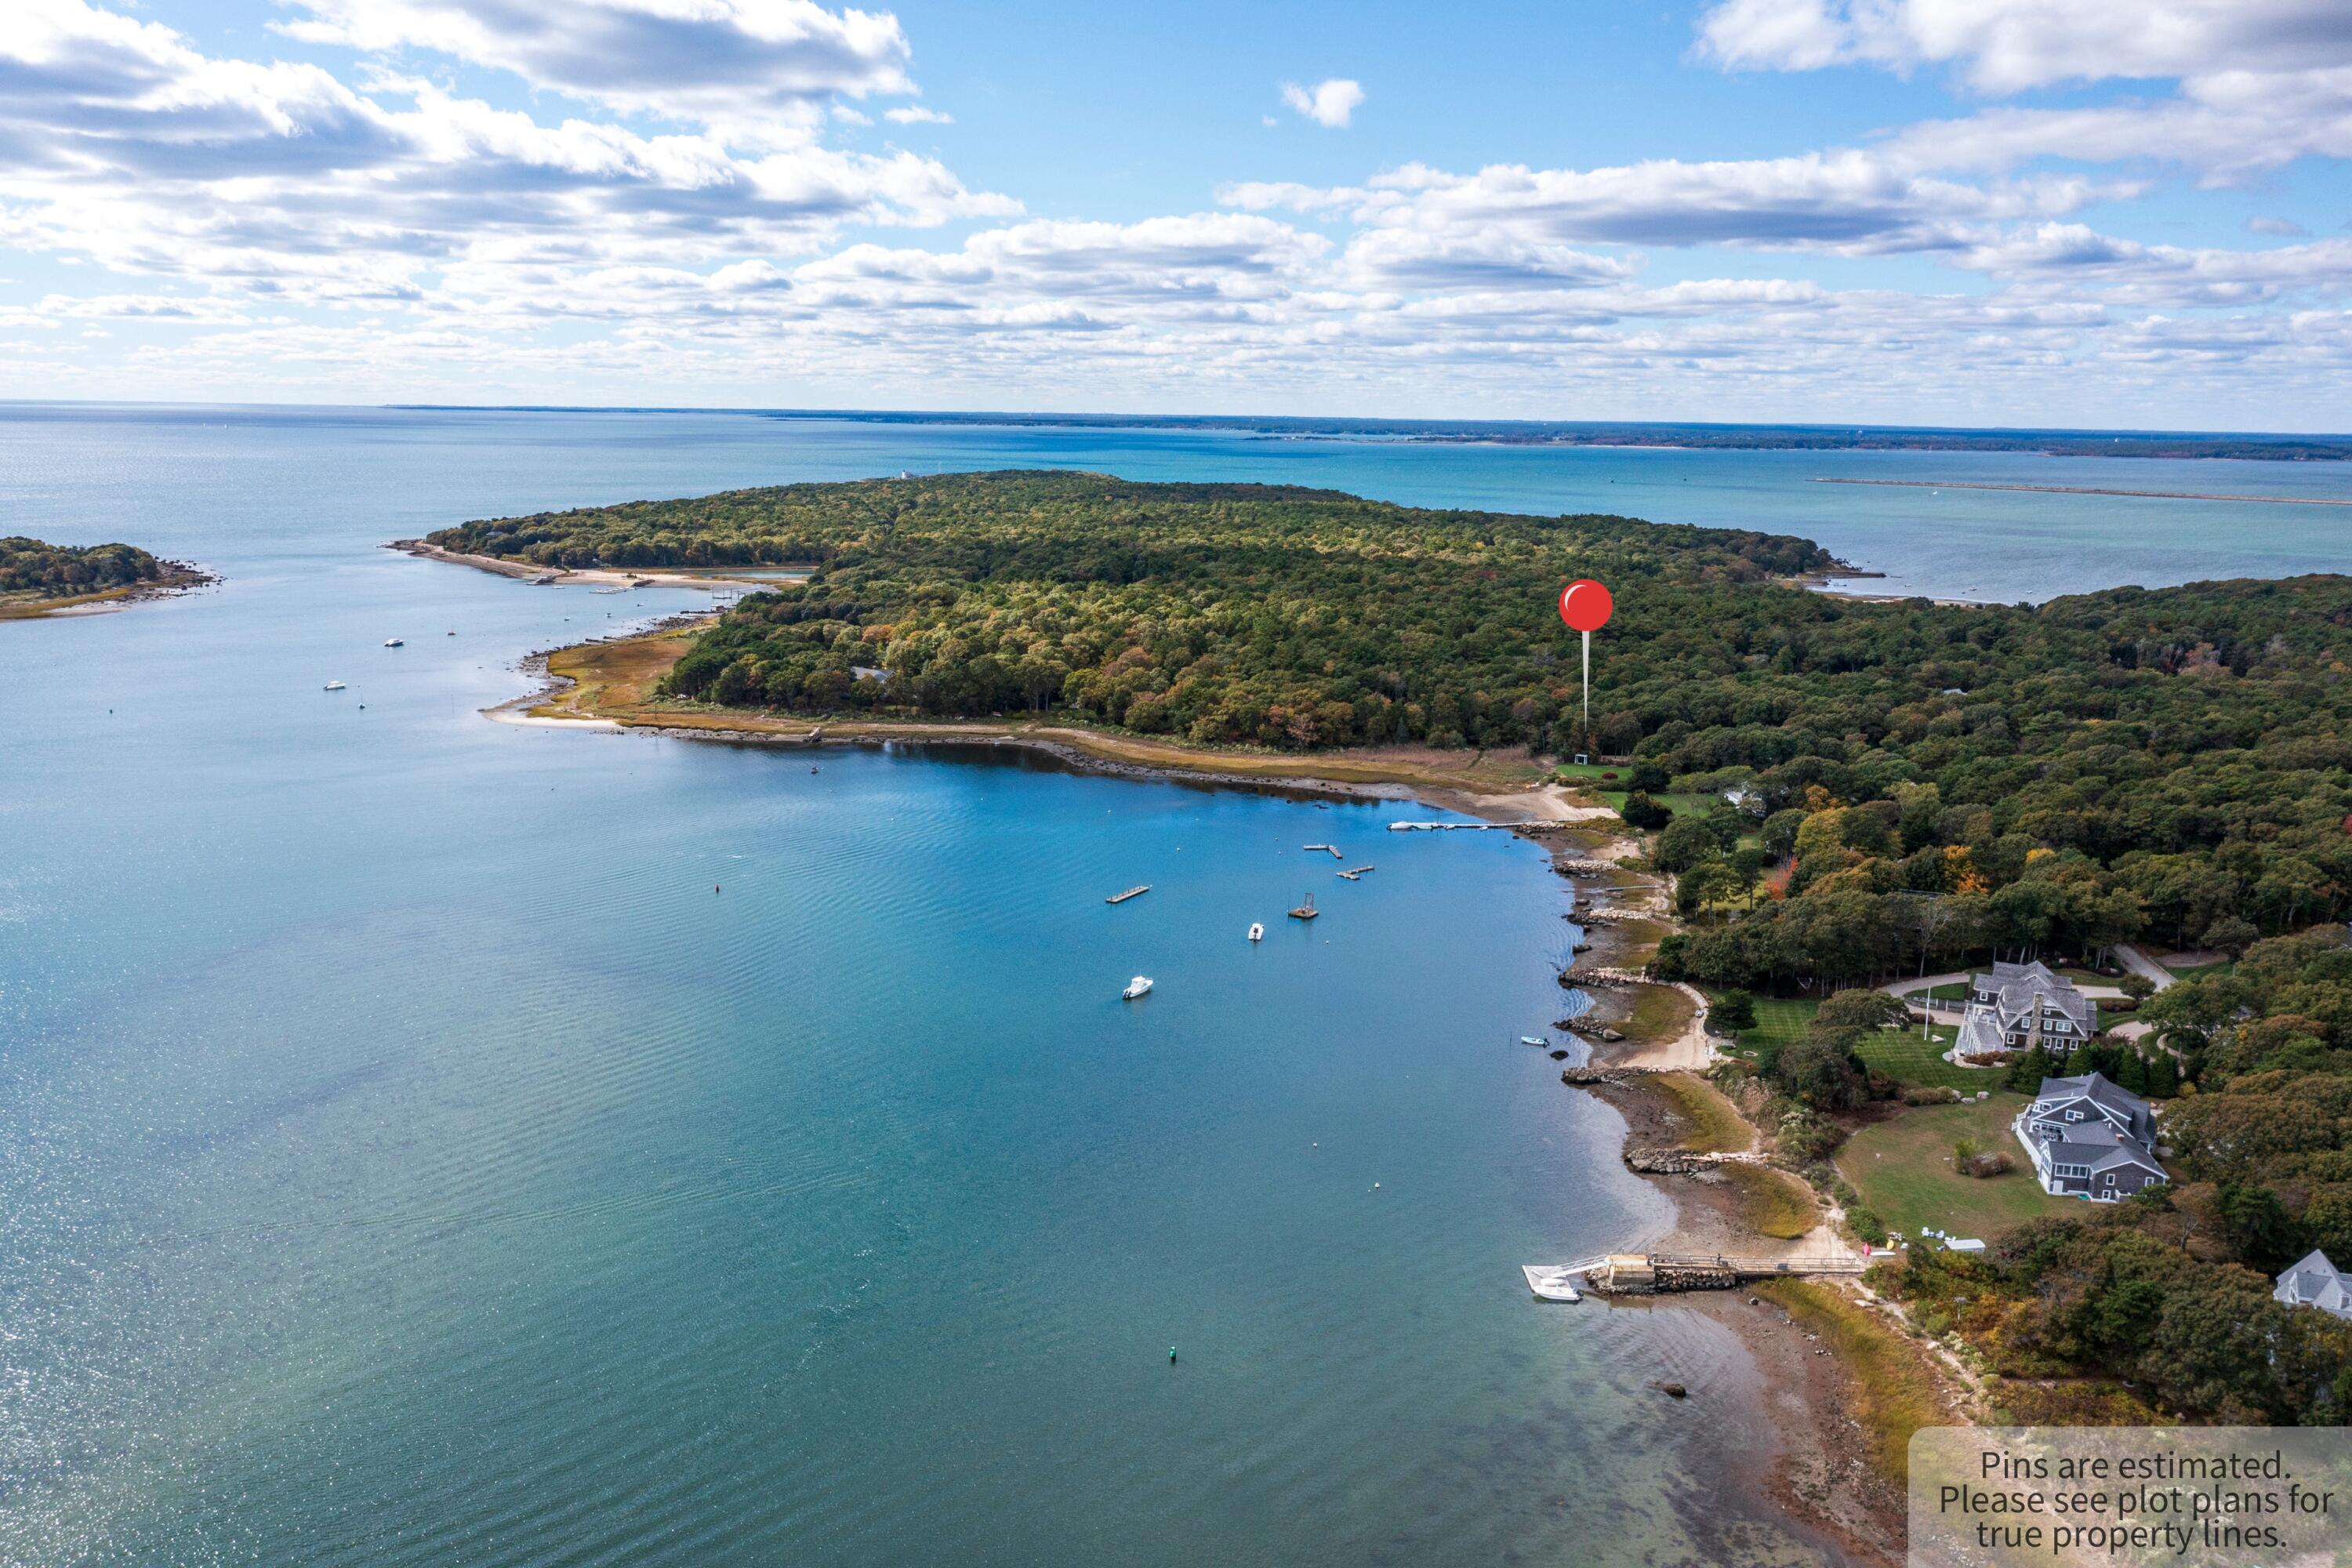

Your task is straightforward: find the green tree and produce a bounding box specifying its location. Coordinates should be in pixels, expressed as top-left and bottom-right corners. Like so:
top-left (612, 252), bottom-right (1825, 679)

top-left (1711, 989), bottom-right (1758, 1033)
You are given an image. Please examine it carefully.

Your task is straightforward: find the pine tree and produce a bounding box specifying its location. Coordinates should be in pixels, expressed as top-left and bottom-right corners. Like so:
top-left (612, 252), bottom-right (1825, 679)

top-left (2117, 1047), bottom-right (2150, 1094)
top-left (2146, 1051), bottom-right (2180, 1098)
top-left (2008, 1044), bottom-right (2053, 1094)
top-left (2064, 1041), bottom-right (2098, 1076)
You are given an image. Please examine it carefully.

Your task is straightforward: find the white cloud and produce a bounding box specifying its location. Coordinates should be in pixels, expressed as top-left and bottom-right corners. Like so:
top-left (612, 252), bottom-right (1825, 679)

top-left (1695, 0), bottom-right (2352, 93)
top-left (1697, 0), bottom-right (2352, 181)
top-left (276, 0), bottom-right (915, 145)
top-left (2248, 216), bottom-right (2310, 237)
top-left (884, 105), bottom-right (951, 124)
top-left (0, 0), bottom-right (2348, 425)
top-left (1279, 78), bottom-right (1364, 129)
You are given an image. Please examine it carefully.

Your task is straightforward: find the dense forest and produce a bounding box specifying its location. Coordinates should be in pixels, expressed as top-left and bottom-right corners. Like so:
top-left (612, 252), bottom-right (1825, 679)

top-left (0, 535), bottom-right (169, 597)
top-left (433, 470), bottom-right (2352, 975)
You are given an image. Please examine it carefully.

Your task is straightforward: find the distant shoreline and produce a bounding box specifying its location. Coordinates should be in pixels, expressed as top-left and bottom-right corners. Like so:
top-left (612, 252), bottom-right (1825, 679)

top-left (375, 405), bottom-right (2352, 465)
top-left (0, 560), bottom-right (216, 621)
top-left (1816, 477), bottom-right (2352, 506)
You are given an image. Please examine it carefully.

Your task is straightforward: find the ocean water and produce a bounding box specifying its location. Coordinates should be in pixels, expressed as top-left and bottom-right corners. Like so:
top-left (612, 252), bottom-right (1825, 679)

top-left (4, 403), bottom-right (2347, 1566)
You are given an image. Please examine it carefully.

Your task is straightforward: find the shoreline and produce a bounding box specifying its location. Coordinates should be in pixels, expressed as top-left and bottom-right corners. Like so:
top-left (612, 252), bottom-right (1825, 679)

top-left (477, 608), bottom-right (1924, 1560)
top-left (1, 561), bottom-right (216, 620)
top-left (388, 538), bottom-right (808, 595)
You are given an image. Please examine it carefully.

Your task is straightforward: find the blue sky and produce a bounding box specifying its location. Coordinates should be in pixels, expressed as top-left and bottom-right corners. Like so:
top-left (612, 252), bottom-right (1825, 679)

top-left (2, 0), bottom-right (2349, 426)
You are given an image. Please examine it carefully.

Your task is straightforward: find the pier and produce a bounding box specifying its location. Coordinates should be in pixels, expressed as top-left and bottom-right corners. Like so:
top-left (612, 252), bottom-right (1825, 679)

top-left (1387, 819), bottom-right (1570, 833)
top-left (1530, 1251), bottom-right (1867, 1296)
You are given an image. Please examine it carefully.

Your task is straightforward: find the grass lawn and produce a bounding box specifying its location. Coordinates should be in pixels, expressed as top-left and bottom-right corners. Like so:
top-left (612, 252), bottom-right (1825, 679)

top-left (1719, 995), bottom-right (1817, 1073)
top-left (2166, 958), bottom-right (2237, 982)
top-left (1594, 789), bottom-right (1718, 818)
top-left (1925, 982), bottom-right (1968, 1003)
top-left (1837, 1094), bottom-right (2073, 1243)
top-left (1856, 1027), bottom-right (2005, 1091)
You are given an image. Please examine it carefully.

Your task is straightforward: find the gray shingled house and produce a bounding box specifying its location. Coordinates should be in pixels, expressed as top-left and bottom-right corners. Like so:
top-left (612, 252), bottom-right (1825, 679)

top-left (1958, 960), bottom-right (2098, 1058)
top-left (2276, 1250), bottom-right (2352, 1319)
top-left (2012, 1072), bottom-right (2166, 1201)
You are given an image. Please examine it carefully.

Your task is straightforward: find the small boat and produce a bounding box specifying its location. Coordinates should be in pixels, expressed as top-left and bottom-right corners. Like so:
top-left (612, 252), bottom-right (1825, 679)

top-left (1521, 1265), bottom-right (1584, 1303)
top-left (383, 637), bottom-right (404, 648)
top-left (1247, 922), bottom-right (1265, 942)
top-left (1106, 885), bottom-right (1151, 905)
top-left (1288, 894), bottom-right (1319, 920)
top-left (1122, 975), bottom-right (1153, 1000)
top-left (1519, 1036), bottom-right (1548, 1047)
top-left (323, 681), bottom-right (346, 691)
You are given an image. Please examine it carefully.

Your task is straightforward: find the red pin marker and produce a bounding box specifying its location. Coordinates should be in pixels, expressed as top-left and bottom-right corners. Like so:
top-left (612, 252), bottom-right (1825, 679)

top-left (1558, 579), bottom-right (1613, 749)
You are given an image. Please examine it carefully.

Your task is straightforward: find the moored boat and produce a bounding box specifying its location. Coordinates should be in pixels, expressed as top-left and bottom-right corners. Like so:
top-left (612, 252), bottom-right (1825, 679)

top-left (1287, 893), bottom-right (1318, 920)
top-left (323, 681), bottom-right (346, 691)
top-left (1247, 922), bottom-right (1264, 942)
top-left (1520, 1265), bottom-right (1583, 1303)
top-left (1122, 975), bottom-right (1153, 1000)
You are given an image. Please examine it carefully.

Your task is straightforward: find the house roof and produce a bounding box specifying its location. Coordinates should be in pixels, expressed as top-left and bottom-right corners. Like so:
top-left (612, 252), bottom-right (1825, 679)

top-left (1977, 960), bottom-right (2096, 1030)
top-left (2278, 1249), bottom-right (2352, 1313)
top-left (2031, 1071), bottom-right (2158, 1144)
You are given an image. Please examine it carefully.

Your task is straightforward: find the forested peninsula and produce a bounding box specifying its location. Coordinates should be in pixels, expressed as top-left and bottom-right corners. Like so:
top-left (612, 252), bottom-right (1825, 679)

top-left (445, 468), bottom-right (2352, 1428)
top-left (1, 535), bottom-right (207, 617)
top-left (432, 468), bottom-right (2352, 964)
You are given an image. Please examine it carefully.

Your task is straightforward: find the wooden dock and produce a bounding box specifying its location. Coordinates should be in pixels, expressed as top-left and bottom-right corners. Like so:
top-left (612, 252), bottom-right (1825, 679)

top-left (1336, 865), bottom-right (1375, 880)
top-left (1388, 820), bottom-right (1568, 833)
top-left (1303, 843), bottom-right (1343, 857)
top-left (1288, 895), bottom-right (1319, 920)
top-left (1105, 885), bottom-right (1151, 904)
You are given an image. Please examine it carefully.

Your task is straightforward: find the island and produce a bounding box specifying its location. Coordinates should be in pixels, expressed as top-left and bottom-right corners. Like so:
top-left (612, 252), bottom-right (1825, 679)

top-left (2, 535), bottom-right (212, 619)
top-left (426, 469), bottom-right (2352, 1559)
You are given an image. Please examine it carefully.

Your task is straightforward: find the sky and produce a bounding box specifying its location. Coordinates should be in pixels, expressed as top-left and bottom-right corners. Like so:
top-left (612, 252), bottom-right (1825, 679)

top-left (1, 0), bottom-right (2350, 427)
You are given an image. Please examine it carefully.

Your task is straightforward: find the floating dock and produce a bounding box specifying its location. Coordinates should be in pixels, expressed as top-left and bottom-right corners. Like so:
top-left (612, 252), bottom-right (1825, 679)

top-left (1105, 885), bottom-right (1151, 905)
top-left (1336, 865), bottom-right (1375, 880)
top-left (1287, 895), bottom-right (1319, 920)
top-left (1388, 820), bottom-right (1567, 833)
top-left (1303, 844), bottom-right (1343, 857)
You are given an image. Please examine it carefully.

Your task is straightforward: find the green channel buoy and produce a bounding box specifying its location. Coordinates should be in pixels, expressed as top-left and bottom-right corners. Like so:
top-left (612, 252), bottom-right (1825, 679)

top-left (1168, 1347), bottom-right (1177, 1363)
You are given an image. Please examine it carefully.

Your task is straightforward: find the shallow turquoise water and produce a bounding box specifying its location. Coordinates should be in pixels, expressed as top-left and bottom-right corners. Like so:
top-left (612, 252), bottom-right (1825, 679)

top-left (6, 404), bottom-right (2344, 1565)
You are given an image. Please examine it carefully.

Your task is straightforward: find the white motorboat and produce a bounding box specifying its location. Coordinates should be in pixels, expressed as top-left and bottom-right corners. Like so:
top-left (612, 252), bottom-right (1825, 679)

top-left (1520, 1265), bottom-right (1583, 1303)
top-left (1247, 922), bottom-right (1264, 942)
top-left (1519, 1036), bottom-right (1548, 1047)
top-left (1122, 975), bottom-right (1154, 1000)
top-left (383, 637), bottom-right (404, 647)
top-left (323, 681), bottom-right (346, 691)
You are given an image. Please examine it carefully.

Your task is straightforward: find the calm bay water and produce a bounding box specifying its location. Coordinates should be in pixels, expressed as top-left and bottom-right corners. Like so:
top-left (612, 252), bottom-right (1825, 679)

top-left (4, 404), bottom-right (2347, 1566)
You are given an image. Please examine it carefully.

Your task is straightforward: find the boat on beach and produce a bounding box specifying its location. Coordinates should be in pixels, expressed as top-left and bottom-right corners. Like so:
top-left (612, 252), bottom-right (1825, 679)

top-left (1122, 975), bottom-right (1153, 1000)
top-left (1247, 922), bottom-right (1264, 942)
